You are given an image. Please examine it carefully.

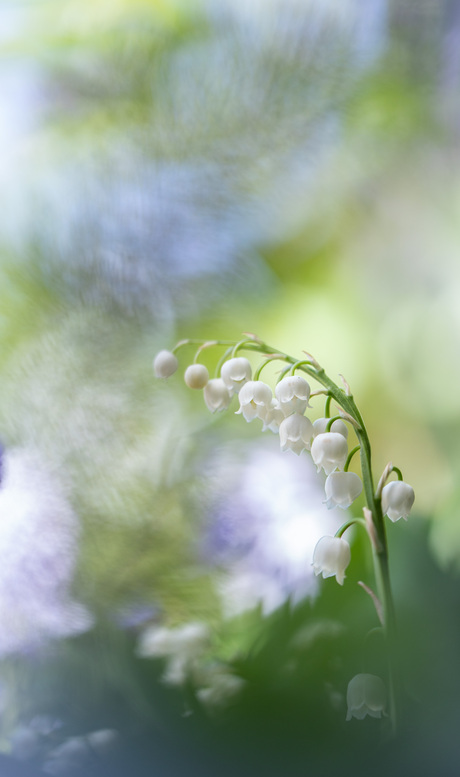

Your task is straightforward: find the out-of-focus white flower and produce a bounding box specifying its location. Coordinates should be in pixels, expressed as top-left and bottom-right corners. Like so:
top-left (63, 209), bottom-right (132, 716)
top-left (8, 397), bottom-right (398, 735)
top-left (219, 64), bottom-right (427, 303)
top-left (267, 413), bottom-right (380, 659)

top-left (196, 666), bottom-right (245, 711)
top-left (136, 621), bottom-right (211, 686)
top-left (221, 357), bottom-right (252, 395)
top-left (42, 729), bottom-right (118, 775)
top-left (85, 729), bottom-right (118, 755)
top-left (236, 380), bottom-right (272, 422)
top-left (153, 350), bottom-right (178, 378)
top-left (381, 481), bottom-right (415, 522)
top-left (184, 363), bottom-right (209, 389)
top-left (275, 376), bottom-right (311, 417)
top-left (43, 737), bottom-right (90, 775)
top-left (312, 535), bottom-right (351, 585)
top-left (137, 621), bottom-right (210, 659)
top-left (261, 398), bottom-right (285, 433)
top-left (279, 413), bottom-right (314, 455)
top-left (346, 673), bottom-right (387, 721)
top-left (312, 417), bottom-right (348, 438)
top-left (203, 378), bottom-right (232, 413)
top-left (324, 471), bottom-right (363, 510)
top-left (0, 448), bottom-right (92, 656)
top-left (311, 432), bottom-right (348, 475)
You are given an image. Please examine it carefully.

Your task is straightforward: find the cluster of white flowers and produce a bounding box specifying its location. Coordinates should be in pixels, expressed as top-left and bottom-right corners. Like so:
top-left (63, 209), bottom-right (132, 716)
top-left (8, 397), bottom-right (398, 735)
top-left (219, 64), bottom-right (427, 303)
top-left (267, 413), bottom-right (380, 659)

top-left (153, 348), bottom-right (415, 590)
top-left (136, 620), bottom-right (245, 710)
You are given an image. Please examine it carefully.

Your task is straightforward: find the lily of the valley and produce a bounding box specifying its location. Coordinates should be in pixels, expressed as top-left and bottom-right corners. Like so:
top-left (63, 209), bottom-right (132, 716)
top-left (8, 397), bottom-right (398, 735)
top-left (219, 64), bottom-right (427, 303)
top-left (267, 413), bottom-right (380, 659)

top-left (381, 480), bottom-right (415, 522)
top-left (153, 350), bottom-right (178, 378)
top-left (312, 417), bottom-right (348, 438)
top-left (311, 432), bottom-right (348, 475)
top-left (324, 471), bottom-right (363, 510)
top-left (184, 363), bottom-right (209, 389)
top-left (279, 413), bottom-right (314, 455)
top-left (204, 378), bottom-right (232, 413)
top-left (312, 535), bottom-right (351, 585)
top-left (346, 673), bottom-right (387, 721)
top-left (261, 399), bottom-right (285, 433)
top-left (221, 357), bottom-right (252, 395)
top-left (275, 375), bottom-right (311, 417)
top-left (236, 380), bottom-right (273, 422)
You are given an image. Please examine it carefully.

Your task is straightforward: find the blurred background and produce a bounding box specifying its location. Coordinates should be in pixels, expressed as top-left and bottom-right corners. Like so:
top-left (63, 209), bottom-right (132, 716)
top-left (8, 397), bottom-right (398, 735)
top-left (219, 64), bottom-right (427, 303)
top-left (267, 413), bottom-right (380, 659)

top-left (1, 0), bottom-right (460, 774)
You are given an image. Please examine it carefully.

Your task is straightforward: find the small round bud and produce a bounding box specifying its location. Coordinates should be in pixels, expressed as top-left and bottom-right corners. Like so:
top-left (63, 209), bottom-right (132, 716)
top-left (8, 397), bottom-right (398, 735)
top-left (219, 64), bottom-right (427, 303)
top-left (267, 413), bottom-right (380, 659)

top-left (153, 350), bottom-right (178, 378)
top-left (184, 364), bottom-right (209, 389)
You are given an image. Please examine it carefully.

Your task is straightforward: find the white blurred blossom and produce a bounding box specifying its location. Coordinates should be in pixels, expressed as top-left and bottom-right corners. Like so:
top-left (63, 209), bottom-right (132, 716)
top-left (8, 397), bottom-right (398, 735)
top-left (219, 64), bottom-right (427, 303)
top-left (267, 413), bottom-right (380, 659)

top-left (0, 448), bottom-right (92, 655)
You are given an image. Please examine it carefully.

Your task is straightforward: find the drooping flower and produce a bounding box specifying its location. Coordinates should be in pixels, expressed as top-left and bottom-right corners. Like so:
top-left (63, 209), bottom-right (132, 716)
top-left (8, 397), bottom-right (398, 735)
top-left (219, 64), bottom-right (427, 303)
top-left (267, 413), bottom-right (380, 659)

top-left (275, 376), bottom-right (311, 417)
top-left (312, 417), bottom-right (348, 439)
top-left (312, 535), bottom-right (351, 585)
top-left (311, 432), bottom-right (348, 475)
top-left (261, 399), bottom-right (285, 433)
top-left (279, 413), bottom-right (314, 455)
top-left (221, 357), bottom-right (252, 395)
top-left (236, 380), bottom-right (273, 422)
top-left (381, 480), bottom-right (415, 522)
top-left (184, 363), bottom-right (209, 389)
top-left (204, 378), bottom-right (232, 413)
top-left (153, 350), bottom-right (178, 378)
top-left (324, 471), bottom-right (363, 510)
top-left (346, 673), bottom-right (387, 721)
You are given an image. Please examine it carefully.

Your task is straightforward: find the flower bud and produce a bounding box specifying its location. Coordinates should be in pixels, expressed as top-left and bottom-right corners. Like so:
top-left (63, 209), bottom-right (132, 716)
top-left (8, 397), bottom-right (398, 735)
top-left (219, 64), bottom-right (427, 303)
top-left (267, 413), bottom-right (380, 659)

top-left (324, 471), bottom-right (363, 510)
top-left (346, 673), bottom-right (387, 721)
top-left (184, 364), bottom-right (209, 389)
top-left (275, 376), bottom-right (311, 417)
top-left (381, 480), bottom-right (415, 522)
top-left (203, 378), bottom-right (232, 413)
top-left (236, 380), bottom-right (273, 422)
top-left (311, 432), bottom-right (348, 475)
top-left (153, 350), bottom-right (178, 378)
top-left (312, 535), bottom-right (351, 585)
top-left (221, 357), bottom-right (252, 395)
top-left (279, 413), bottom-right (314, 455)
top-left (312, 417), bottom-right (348, 439)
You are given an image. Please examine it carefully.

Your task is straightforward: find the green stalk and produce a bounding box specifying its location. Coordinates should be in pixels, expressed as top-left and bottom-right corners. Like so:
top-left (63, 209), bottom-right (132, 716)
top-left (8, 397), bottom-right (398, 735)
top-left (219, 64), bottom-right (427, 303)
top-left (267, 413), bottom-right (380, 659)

top-left (241, 341), bottom-right (401, 730)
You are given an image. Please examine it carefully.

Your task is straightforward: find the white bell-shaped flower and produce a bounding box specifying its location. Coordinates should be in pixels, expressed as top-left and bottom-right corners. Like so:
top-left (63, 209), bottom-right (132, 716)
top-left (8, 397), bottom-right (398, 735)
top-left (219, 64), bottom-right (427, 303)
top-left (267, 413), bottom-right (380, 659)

top-left (261, 399), bottom-right (285, 433)
top-left (221, 357), bottom-right (252, 395)
top-left (153, 350), bottom-right (178, 378)
top-left (311, 432), bottom-right (348, 475)
top-left (312, 535), bottom-right (351, 585)
top-left (275, 375), bottom-right (312, 417)
top-left (312, 417), bottom-right (348, 439)
top-left (203, 378), bottom-right (232, 413)
top-left (184, 363), bottom-right (209, 389)
top-left (236, 380), bottom-right (273, 422)
top-left (346, 673), bottom-right (387, 721)
top-left (324, 471), bottom-right (363, 510)
top-left (279, 413), bottom-right (314, 455)
top-left (381, 480), bottom-right (415, 522)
